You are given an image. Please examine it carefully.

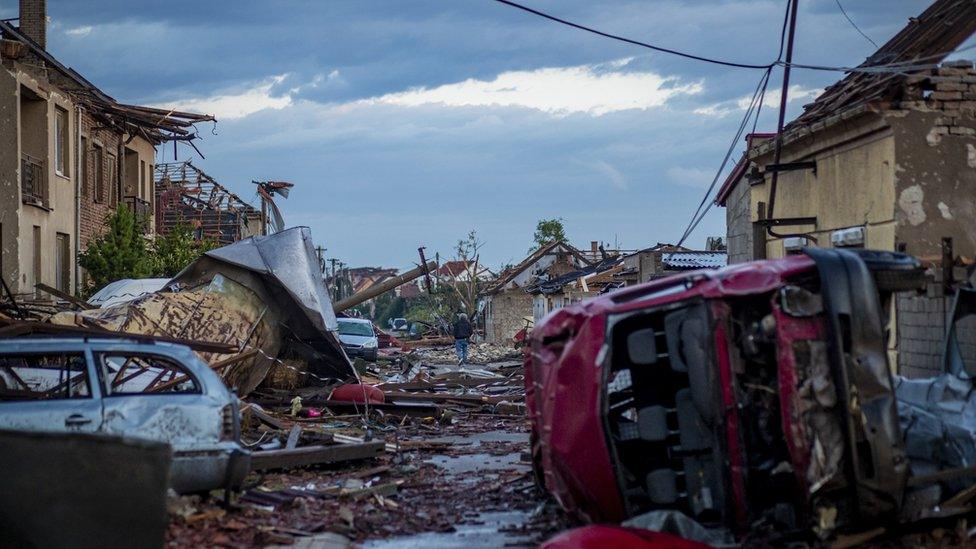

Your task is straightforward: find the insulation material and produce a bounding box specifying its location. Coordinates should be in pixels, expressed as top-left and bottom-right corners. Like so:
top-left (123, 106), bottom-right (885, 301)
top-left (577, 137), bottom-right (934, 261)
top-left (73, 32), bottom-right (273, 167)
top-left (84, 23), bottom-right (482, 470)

top-left (51, 275), bottom-right (279, 396)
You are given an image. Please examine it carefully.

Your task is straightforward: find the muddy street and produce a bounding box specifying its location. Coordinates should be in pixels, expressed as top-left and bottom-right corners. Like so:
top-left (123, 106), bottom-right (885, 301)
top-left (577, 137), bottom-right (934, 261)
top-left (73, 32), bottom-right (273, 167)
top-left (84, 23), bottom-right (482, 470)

top-left (166, 351), bottom-right (577, 548)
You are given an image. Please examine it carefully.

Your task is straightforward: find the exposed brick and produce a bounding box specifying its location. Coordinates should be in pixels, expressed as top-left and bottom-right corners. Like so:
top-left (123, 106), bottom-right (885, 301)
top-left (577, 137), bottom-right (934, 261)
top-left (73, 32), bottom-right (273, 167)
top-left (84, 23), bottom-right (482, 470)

top-left (932, 91), bottom-right (963, 101)
top-left (950, 126), bottom-right (976, 135)
top-left (937, 81), bottom-right (968, 92)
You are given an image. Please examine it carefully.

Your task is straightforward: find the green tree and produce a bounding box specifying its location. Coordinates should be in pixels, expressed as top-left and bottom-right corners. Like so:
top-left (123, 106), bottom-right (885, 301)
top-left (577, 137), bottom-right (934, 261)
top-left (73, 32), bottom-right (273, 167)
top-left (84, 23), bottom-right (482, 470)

top-left (79, 205), bottom-right (153, 295)
top-left (530, 217), bottom-right (567, 252)
top-left (151, 224), bottom-right (217, 278)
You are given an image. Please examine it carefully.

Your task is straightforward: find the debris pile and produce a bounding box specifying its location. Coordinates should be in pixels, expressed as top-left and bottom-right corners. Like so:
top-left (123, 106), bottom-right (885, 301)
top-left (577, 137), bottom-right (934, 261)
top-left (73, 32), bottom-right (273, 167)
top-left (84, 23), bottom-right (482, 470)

top-left (413, 342), bottom-right (522, 365)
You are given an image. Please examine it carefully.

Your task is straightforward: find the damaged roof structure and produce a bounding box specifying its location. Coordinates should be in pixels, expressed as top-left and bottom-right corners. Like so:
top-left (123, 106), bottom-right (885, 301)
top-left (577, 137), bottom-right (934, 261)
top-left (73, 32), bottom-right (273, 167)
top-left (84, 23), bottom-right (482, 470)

top-left (155, 161), bottom-right (263, 245)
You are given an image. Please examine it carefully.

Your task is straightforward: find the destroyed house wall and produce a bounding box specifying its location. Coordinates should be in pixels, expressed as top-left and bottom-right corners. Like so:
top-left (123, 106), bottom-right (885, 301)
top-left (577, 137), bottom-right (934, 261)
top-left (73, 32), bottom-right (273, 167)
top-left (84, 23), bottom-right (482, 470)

top-left (884, 62), bottom-right (976, 377)
top-left (486, 290), bottom-right (532, 344)
top-left (725, 179), bottom-right (753, 264)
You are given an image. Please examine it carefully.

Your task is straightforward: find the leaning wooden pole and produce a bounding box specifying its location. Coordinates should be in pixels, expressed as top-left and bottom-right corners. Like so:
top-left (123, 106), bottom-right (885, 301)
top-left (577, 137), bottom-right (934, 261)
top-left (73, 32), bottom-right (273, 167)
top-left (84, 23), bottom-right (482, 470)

top-left (334, 261), bottom-right (437, 313)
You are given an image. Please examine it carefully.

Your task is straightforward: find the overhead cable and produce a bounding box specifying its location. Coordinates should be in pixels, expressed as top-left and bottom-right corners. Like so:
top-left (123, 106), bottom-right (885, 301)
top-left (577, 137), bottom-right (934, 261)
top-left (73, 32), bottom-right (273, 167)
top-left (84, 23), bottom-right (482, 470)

top-left (834, 0), bottom-right (879, 49)
top-left (492, 0), bottom-right (775, 70)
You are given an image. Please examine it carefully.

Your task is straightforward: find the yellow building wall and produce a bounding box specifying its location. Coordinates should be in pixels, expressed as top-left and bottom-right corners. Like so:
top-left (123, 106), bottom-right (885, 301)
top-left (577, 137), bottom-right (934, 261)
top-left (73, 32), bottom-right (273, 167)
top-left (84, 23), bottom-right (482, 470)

top-left (750, 120), bottom-right (897, 258)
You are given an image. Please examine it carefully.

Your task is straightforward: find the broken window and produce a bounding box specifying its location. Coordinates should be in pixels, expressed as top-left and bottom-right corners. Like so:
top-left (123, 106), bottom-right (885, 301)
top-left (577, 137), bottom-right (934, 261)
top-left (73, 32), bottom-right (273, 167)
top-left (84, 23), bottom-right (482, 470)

top-left (100, 354), bottom-right (201, 395)
top-left (0, 353), bottom-right (91, 401)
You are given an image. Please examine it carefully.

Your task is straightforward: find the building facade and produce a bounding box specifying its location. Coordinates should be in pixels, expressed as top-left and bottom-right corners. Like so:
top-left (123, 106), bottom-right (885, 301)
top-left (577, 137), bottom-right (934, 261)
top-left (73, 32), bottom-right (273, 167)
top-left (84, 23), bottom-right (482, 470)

top-left (715, 0), bottom-right (976, 376)
top-left (0, 1), bottom-right (211, 299)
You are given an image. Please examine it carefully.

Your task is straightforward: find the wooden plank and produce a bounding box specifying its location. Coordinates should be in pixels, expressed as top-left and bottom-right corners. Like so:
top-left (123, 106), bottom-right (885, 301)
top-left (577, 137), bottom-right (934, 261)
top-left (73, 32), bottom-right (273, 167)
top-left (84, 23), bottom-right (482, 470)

top-left (34, 283), bottom-right (93, 309)
top-left (250, 442), bottom-right (384, 471)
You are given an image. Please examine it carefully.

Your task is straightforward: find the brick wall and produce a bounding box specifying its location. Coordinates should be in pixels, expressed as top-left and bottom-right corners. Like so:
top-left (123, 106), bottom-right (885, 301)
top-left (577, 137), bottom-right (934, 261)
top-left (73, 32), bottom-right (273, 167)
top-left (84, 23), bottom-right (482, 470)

top-left (725, 181), bottom-right (753, 264)
top-left (896, 289), bottom-right (949, 377)
top-left (18, 0), bottom-right (46, 50)
top-left (78, 110), bottom-right (122, 251)
top-left (486, 290), bottom-right (533, 344)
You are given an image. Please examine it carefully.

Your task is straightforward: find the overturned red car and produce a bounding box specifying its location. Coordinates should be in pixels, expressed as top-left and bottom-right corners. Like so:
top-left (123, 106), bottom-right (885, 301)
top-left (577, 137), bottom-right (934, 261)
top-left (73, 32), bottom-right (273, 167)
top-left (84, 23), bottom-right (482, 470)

top-left (525, 248), bottom-right (976, 540)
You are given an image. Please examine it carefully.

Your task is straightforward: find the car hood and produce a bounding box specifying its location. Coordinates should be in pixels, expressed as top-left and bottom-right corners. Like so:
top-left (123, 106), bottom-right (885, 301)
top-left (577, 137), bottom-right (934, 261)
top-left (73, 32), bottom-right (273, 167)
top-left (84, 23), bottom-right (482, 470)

top-left (338, 334), bottom-right (374, 346)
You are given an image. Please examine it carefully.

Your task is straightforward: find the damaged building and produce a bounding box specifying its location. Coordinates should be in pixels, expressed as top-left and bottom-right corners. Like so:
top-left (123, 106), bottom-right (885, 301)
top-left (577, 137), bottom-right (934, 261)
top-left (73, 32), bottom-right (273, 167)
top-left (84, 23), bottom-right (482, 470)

top-left (155, 161), bottom-right (264, 245)
top-left (482, 240), bottom-right (592, 344)
top-left (716, 0), bottom-right (976, 377)
top-left (0, 2), bottom-right (213, 299)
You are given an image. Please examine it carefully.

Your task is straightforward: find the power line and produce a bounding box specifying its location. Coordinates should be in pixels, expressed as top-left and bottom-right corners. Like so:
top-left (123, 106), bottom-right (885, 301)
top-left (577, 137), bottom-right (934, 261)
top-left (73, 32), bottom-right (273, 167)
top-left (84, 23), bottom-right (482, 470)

top-left (491, 0), bottom-right (775, 70)
top-left (834, 0), bottom-right (878, 49)
top-left (675, 67), bottom-right (773, 247)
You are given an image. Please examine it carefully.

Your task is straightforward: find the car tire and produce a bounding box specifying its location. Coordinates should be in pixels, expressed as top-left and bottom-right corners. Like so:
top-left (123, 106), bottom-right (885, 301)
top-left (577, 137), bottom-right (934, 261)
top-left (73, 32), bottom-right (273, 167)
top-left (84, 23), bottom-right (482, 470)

top-left (366, 350), bottom-right (378, 362)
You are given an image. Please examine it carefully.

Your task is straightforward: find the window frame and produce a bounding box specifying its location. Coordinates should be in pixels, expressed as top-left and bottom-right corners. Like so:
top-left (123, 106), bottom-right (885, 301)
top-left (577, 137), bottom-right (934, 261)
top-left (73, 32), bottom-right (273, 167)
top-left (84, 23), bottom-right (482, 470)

top-left (54, 107), bottom-right (68, 177)
top-left (0, 351), bottom-right (94, 401)
top-left (98, 352), bottom-right (202, 397)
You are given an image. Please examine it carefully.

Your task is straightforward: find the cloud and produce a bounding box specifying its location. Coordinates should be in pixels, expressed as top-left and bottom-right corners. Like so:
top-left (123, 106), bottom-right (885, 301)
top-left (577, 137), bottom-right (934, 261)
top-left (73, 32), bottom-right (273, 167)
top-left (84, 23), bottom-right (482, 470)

top-left (65, 26), bottom-right (93, 37)
top-left (666, 166), bottom-right (717, 189)
top-left (157, 75), bottom-right (293, 119)
top-left (695, 84), bottom-right (823, 118)
top-left (589, 160), bottom-right (629, 190)
top-left (363, 59), bottom-right (702, 116)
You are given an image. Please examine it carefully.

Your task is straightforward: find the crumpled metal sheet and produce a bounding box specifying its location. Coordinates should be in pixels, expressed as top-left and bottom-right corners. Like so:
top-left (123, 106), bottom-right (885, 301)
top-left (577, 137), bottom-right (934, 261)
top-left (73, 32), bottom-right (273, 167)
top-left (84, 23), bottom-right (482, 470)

top-left (181, 227), bottom-right (338, 333)
top-left (896, 373), bottom-right (976, 476)
top-left (171, 226), bottom-right (354, 384)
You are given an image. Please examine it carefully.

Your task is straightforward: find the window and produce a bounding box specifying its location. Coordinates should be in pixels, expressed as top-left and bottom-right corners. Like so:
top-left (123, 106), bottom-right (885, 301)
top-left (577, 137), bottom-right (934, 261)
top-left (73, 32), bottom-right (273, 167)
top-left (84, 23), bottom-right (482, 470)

top-left (55, 107), bottom-right (68, 176)
top-left (56, 232), bottom-right (70, 293)
top-left (107, 153), bottom-right (118, 207)
top-left (32, 225), bottom-right (41, 297)
top-left (140, 159), bottom-right (147, 199)
top-left (80, 136), bottom-right (88, 197)
top-left (337, 320), bottom-right (375, 337)
top-left (0, 353), bottom-right (91, 401)
top-left (101, 354), bottom-right (200, 395)
top-left (93, 144), bottom-right (104, 202)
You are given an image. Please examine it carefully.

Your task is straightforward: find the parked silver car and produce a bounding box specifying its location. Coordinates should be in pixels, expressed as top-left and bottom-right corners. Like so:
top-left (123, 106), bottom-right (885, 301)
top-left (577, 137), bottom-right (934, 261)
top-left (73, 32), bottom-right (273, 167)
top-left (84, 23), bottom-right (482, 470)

top-left (337, 318), bottom-right (379, 361)
top-left (0, 338), bottom-right (250, 493)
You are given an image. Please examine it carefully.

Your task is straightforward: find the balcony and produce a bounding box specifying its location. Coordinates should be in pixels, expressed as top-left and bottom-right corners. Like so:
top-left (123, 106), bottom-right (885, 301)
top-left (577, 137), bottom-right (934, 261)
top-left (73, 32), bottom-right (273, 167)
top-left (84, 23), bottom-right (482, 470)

top-left (122, 195), bottom-right (153, 232)
top-left (21, 153), bottom-right (46, 208)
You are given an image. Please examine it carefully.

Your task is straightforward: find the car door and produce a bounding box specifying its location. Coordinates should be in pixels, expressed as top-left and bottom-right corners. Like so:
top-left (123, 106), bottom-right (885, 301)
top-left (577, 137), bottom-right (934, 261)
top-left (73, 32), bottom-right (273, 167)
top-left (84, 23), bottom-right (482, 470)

top-left (0, 347), bottom-right (103, 433)
top-left (96, 348), bottom-right (223, 450)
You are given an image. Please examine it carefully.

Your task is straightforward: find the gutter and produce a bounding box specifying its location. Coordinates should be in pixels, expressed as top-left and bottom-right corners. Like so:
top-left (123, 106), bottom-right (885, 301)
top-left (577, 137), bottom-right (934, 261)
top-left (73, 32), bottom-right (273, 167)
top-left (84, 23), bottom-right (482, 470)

top-left (74, 105), bottom-right (82, 296)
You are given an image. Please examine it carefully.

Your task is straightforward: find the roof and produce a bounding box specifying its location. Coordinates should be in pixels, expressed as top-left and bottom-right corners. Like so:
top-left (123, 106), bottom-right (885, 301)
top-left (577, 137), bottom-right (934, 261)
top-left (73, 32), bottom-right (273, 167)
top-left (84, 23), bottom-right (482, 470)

top-left (483, 241), bottom-right (591, 295)
top-left (661, 251), bottom-right (727, 270)
top-left (526, 256), bottom-right (623, 295)
top-left (0, 20), bottom-right (213, 144)
top-left (714, 133), bottom-right (775, 206)
top-left (436, 261), bottom-right (473, 277)
top-left (775, 0), bottom-right (976, 143)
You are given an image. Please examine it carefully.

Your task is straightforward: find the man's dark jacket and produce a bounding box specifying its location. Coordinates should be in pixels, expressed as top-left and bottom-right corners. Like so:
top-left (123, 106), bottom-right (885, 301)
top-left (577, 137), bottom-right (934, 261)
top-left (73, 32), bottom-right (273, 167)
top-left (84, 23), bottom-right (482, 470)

top-left (453, 318), bottom-right (472, 340)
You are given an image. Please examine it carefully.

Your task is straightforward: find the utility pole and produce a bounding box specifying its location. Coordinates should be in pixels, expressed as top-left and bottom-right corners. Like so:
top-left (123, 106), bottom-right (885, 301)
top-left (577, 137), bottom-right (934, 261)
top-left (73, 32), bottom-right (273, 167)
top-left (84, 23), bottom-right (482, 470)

top-left (766, 0), bottom-right (799, 237)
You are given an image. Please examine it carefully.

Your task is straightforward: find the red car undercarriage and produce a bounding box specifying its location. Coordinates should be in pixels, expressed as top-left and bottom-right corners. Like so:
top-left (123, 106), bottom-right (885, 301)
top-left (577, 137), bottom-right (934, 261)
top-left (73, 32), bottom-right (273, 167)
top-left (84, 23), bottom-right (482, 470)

top-left (526, 248), bottom-right (976, 543)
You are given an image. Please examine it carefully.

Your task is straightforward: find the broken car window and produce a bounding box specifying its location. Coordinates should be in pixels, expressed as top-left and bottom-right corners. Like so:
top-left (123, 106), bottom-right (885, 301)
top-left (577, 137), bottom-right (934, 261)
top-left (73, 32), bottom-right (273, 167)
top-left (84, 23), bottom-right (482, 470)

top-left (101, 354), bottom-right (201, 395)
top-left (0, 353), bottom-right (91, 401)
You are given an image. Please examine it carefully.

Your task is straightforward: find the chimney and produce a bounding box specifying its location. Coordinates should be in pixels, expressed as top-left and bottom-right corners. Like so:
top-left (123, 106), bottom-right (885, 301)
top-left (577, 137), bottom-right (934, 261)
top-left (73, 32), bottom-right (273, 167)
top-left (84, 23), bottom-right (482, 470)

top-left (590, 241), bottom-right (598, 258)
top-left (19, 0), bottom-right (46, 50)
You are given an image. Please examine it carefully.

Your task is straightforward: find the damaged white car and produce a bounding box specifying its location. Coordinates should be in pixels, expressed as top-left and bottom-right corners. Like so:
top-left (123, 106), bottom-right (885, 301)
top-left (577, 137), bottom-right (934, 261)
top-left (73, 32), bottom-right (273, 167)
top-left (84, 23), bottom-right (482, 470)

top-left (0, 337), bottom-right (250, 493)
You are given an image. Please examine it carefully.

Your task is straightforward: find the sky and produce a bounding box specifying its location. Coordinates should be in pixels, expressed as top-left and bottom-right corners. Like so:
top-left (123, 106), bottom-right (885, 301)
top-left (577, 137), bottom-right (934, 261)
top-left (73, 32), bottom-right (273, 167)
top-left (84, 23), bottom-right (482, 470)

top-left (1, 1), bottom-right (953, 270)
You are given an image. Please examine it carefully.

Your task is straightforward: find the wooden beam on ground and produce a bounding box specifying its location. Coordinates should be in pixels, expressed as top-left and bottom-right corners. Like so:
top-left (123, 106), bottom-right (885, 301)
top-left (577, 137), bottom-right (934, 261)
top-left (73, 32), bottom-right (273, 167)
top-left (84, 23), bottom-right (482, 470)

top-left (34, 283), bottom-right (93, 310)
top-left (249, 441), bottom-right (384, 471)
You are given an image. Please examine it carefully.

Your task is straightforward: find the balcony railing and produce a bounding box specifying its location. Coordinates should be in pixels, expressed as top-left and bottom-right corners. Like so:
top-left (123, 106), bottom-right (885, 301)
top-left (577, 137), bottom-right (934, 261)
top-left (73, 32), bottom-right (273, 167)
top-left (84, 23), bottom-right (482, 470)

top-left (21, 153), bottom-right (46, 208)
top-left (122, 195), bottom-right (153, 232)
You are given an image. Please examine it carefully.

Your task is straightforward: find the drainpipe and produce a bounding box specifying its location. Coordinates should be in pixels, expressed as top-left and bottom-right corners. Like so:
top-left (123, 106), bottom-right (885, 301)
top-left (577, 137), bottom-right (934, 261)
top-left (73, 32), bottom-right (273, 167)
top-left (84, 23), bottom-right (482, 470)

top-left (74, 105), bottom-right (81, 296)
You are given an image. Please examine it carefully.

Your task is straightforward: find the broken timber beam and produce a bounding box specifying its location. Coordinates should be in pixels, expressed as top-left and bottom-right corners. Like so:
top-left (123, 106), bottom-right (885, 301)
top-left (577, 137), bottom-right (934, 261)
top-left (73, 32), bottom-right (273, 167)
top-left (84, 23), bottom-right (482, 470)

top-left (34, 283), bottom-right (93, 310)
top-left (334, 261), bottom-right (437, 313)
top-left (249, 441), bottom-right (384, 471)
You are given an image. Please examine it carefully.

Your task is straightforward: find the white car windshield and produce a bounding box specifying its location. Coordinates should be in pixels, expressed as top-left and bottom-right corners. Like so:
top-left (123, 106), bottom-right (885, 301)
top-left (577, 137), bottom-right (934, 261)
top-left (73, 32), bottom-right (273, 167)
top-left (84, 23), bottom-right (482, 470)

top-left (338, 320), bottom-right (374, 337)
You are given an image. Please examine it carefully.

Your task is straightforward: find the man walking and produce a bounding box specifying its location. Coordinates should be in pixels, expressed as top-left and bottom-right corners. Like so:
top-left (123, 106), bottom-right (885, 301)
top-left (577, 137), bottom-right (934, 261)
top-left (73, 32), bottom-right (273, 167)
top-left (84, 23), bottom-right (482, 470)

top-left (453, 312), bottom-right (473, 365)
